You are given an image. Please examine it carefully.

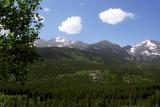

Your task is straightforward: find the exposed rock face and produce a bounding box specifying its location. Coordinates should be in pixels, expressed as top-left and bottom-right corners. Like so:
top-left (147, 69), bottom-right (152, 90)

top-left (127, 40), bottom-right (160, 60)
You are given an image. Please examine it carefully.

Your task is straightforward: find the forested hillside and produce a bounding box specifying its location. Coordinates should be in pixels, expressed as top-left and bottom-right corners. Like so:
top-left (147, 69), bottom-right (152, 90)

top-left (0, 47), bottom-right (160, 107)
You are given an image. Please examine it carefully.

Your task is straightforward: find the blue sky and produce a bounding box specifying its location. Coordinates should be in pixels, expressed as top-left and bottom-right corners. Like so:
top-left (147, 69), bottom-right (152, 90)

top-left (39, 0), bottom-right (160, 46)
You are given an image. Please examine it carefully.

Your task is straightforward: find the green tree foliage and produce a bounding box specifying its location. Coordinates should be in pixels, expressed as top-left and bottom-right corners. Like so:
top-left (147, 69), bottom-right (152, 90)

top-left (0, 0), bottom-right (43, 81)
top-left (0, 49), bottom-right (159, 106)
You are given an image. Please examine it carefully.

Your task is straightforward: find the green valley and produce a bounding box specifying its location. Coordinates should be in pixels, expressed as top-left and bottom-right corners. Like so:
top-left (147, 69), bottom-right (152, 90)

top-left (0, 47), bottom-right (160, 107)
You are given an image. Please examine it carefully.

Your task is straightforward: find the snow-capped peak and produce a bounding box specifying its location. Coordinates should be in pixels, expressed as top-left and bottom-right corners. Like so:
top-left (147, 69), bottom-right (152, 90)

top-left (49, 37), bottom-right (74, 47)
top-left (55, 37), bottom-right (74, 43)
top-left (128, 39), bottom-right (160, 56)
top-left (142, 39), bottom-right (157, 49)
top-left (34, 37), bottom-right (75, 48)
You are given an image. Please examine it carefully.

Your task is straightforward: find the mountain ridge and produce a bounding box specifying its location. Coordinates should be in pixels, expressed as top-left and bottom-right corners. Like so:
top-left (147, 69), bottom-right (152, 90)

top-left (34, 37), bottom-right (160, 60)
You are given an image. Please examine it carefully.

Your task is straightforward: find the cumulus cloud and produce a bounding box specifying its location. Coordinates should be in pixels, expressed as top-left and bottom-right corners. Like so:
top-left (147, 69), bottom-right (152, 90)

top-left (99, 8), bottom-right (135, 25)
top-left (44, 7), bottom-right (50, 12)
top-left (58, 16), bottom-right (82, 35)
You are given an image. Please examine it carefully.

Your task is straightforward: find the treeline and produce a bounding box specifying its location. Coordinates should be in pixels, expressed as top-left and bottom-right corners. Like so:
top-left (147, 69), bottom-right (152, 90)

top-left (0, 79), bottom-right (160, 107)
top-left (1, 50), bottom-right (160, 106)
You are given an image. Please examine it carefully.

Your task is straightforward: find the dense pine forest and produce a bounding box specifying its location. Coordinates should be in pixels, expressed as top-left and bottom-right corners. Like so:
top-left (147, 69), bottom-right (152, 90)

top-left (0, 47), bottom-right (160, 107)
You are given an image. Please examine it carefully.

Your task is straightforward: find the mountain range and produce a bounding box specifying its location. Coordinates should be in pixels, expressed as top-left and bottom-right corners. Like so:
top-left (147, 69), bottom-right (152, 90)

top-left (34, 37), bottom-right (160, 60)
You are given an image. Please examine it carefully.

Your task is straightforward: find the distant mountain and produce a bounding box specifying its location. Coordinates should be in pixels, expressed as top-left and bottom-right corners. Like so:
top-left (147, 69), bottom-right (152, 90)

top-left (35, 37), bottom-right (160, 60)
top-left (123, 45), bottom-right (132, 51)
top-left (87, 40), bottom-right (124, 53)
top-left (71, 41), bottom-right (89, 50)
top-left (34, 37), bottom-right (74, 48)
top-left (37, 47), bottom-right (103, 63)
top-left (127, 39), bottom-right (160, 60)
top-left (48, 37), bottom-right (74, 47)
top-left (86, 40), bottom-right (130, 62)
top-left (34, 37), bottom-right (90, 50)
top-left (34, 39), bottom-right (48, 47)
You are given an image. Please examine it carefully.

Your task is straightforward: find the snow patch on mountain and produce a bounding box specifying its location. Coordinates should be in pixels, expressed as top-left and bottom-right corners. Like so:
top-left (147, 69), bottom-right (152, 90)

top-left (34, 37), bottom-right (89, 50)
top-left (128, 39), bottom-right (160, 56)
top-left (142, 40), bottom-right (157, 50)
top-left (34, 37), bottom-right (74, 48)
top-left (55, 37), bottom-right (74, 44)
top-left (54, 37), bottom-right (74, 47)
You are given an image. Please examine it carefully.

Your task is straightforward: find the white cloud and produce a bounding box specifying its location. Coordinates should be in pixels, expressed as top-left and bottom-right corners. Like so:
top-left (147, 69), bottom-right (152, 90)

top-left (58, 16), bottom-right (82, 35)
top-left (99, 8), bottom-right (135, 25)
top-left (44, 7), bottom-right (50, 12)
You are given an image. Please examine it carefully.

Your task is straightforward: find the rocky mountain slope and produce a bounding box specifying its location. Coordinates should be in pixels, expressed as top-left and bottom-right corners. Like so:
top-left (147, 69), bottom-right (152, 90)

top-left (35, 37), bottom-right (160, 60)
top-left (127, 39), bottom-right (160, 60)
